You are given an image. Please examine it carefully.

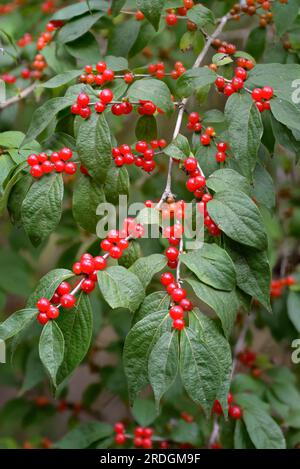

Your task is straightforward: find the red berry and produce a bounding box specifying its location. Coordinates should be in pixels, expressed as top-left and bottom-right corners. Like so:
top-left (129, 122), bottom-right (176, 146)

top-left (134, 437), bottom-right (143, 447)
top-left (114, 422), bottom-right (125, 433)
top-left (77, 93), bottom-right (90, 107)
top-left (94, 256), bottom-right (107, 270)
top-left (134, 426), bottom-right (144, 437)
top-left (80, 258), bottom-right (95, 274)
top-left (30, 165), bottom-right (43, 178)
top-left (47, 305), bottom-right (59, 320)
top-left (64, 162), bottom-right (77, 175)
top-left (165, 247), bottom-right (179, 261)
top-left (252, 88), bottom-right (263, 101)
top-left (227, 392), bottom-right (234, 405)
top-left (255, 101), bottom-right (264, 112)
top-left (215, 76), bottom-right (225, 89)
top-left (179, 298), bottom-right (193, 311)
top-left (161, 272), bottom-right (175, 286)
top-left (96, 61), bottom-right (106, 73)
top-left (202, 193), bottom-right (213, 203)
top-left (188, 112), bottom-right (199, 124)
top-left (111, 103), bottom-right (123, 115)
top-left (110, 246), bottom-right (123, 259)
top-left (60, 294), bottom-right (76, 309)
top-left (79, 107), bottom-right (91, 119)
top-left (200, 134), bottom-right (211, 146)
top-left (41, 160), bottom-right (54, 173)
top-left (169, 305), bottom-right (184, 320)
top-left (142, 438), bottom-right (153, 449)
top-left (158, 139), bottom-right (167, 148)
top-left (99, 89), bottom-right (114, 103)
top-left (37, 312), bottom-right (49, 325)
top-left (135, 141), bottom-right (148, 153)
top-left (171, 287), bottom-right (187, 302)
top-left (173, 318), bottom-right (185, 330)
top-left (73, 262), bottom-right (81, 275)
top-left (143, 428), bottom-right (154, 438)
top-left (212, 400), bottom-right (223, 415)
top-left (166, 13), bottom-right (178, 25)
top-left (37, 298), bottom-right (50, 313)
top-left (56, 282), bottom-right (71, 296)
top-left (103, 69), bottom-right (114, 81)
top-left (142, 101), bottom-right (156, 115)
top-left (216, 151), bottom-right (226, 163)
top-left (50, 152), bottom-right (60, 163)
top-left (54, 160), bottom-right (65, 173)
top-left (114, 433), bottom-right (126, 445)
top-left (217, 142), bottom-right (227, 152)
top-left (228, 405), bottom-right (242, 420)
top-left (143, 160), bottom-right (156, 172)
top-left (261, 86), bottom-right (274, 100)
top-left (223, 84), bottom-right (235, 96)
top-left (166, 282), bottom-right (177, 295)
top-left (135, 10), bottom-right (145, 21)
top-left (143, 149), bottom-right (154, 160)
top-left (124, 73), bottom-right (134, 84)
top-left (234, 67), bottom-right (247, 80)
top-left (232, 76), bottom-right (244, 90)
top-left (118, 238), bottom-right (129, 249)
top-left (27, 154), bottom-right (39, 166)
top-left (81, 278), bottom-right (95, 293)
top-left (59, 147), bottom-right (73, 161)
top-left (184, 157), bottom-right (198, 172)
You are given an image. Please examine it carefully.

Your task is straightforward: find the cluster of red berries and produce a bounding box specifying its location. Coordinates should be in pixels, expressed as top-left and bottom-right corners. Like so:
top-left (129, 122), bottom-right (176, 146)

top-left (147, 61), bottom-right (186, 80)
top-left (27, 148), bottom-right (76, 178)
top-left (251, 86), bottom-right (274, 112)
top-left (229, 0), bottom-right (288, 27)
top-left (17, 32), bottom-right (32, 48)
top-left (165, 0), bottom-right (195, 28)
top-left (188, 120), bottom-right (228, 164)
top-left (212, 393), bottom-right (242, 420)
top-left (112, 139), bottom-right (166, 172)
top-left (36, 20), bottom-right (63, 51)
top-left (197, 194), bottom-right (221, 237)
top-left (183, 156), bottom-right (206, 194)
top-left (215, 67), bottom-right (248, 97)
top-left (160, 269), bottom-right (193, 331)
top-left (1, 73), bottom-right (16, 84)
top-left (114, 422), bottom-right (154, 448)
top-left (212, 39), bottom-right (237, 56)
top-left (78, 61), bottom-right (115, 86)
top-left (238, 349), bottom-right (257, 368)
top-left (270, 275), bottom-right (296, 298)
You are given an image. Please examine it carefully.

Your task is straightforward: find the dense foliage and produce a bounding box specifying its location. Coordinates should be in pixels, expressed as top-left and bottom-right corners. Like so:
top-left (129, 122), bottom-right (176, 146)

top-left (0, 0), bottom-right (300, 450)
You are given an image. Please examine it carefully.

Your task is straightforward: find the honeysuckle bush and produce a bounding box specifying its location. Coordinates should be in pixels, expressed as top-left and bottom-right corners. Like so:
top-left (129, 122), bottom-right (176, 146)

top-left (1, 0), bottom-right (300, 450)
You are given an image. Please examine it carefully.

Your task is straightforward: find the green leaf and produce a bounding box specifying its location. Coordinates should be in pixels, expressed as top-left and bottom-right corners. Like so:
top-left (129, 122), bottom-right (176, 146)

top-left (118, 240), bottom-right (141, 269)
top-left (58, 12), bottom-right (103, 43)
top-left (54, 422), bottom-right (113, 449)
top-left (149, 331), bottom-right (179, 410)
top-left (73, 173), bottom-right (106, 233)
top-left (273, 0), bottom-right (299, 36)
top-left (135, 115), bottom-right (158, 141)
top-left (123, 310), bottom-right (171, 402)
top-left (129, 254), bottom-right (167, 288)
top-left (56, 292), bottom-right (93, 385)
top-left (287, 291), bottom-right (300, 332)
top-left (235, 394), bottom-right (286, 449)
top-left (246, 27), bottom-right (267, 61)
top-left (176, 67), bottom-right (216, 98)
top-left (39, 321), bottom-right (64, 387)
top-left (133, 291), bottom-right (170, 324)
top-left (22, 97), bottom-right (73, 146)
top-left (270, 97), bottom-right (300, 133)
top-left (195, 143), bottom-right (218, 177)
top-left (234, 420), bottom-right (255, 449)
top-left (107, 18), bottom-right (141, 57)
top-left (181, 244), bottom-right (236, 291)
top-left (207, 190), bottom-right (268, 250)
top-left (51, 1), bottom-right (106, 20)
top-left (180, 320), bottom-right (222, 415)
top-left (136, 0), bottom-right (164, 30)
top-left (128, 78), bottom-right (174, 113)
top-left (98, 266), bottom-right (145, 312)
top-left (212, 53), bottom-right (233, 66)
top-left (186, 278), bottom-right (239, 338)
top-left (206, 168), bottom-right (250, 195)
top-left (104, 165), bottom-right (129, 204)
top-left (65, 32), bottom-right (101, 64)
top-left (105, 55), bottom-right (129, 71)
top-left (77, 113), bottom-right (112, 182)
top-left (164, 134), bottom-right (190, 161)
top-left (226, 240), bottom-right (271, 311)
top-left (21, 173), bottom-right (64, 246)
top-left (186, 4), bottom-right (215, 28)
top-left (27, 269), bottom-right (74, 308)
top-left (132, 398), bottom-right (157, 426)
top-left (225, 93), bottom-right (263, 180)
top-left (7, 174), bottom-right (32, 225)
top-left (0, 309), bottom-right (37, 341)
top-left (252, 163), bottom-right (275, 211)
top-left (41, 70), bottom-right (82, 89)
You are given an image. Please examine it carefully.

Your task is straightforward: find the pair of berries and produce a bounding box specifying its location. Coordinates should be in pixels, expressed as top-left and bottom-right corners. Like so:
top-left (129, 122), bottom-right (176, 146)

top-left (238, 349), bottom-right (257, 368)
top-left (160, 271), bottom-right (193, 331)
top-left (184, 156), bottom-right (206, 194)
top-left (71, 92), bottom-right (92, 119)
top-left (79, 62), bottom-right (114, 86)
top-left (147, 61), bottom-right (186, 80)
top-left (270, 275), bottom-right (296, 298)
top-left (187, 111), bottom-right (202, 133)
top-left (27, 148), bottom-right (76, 178)
top-left (212, 393), bottom-right (242, 420)
top-left (251, 86), bottom-right (274, 112)
top-left (197, 194), bottom-right (221, 237)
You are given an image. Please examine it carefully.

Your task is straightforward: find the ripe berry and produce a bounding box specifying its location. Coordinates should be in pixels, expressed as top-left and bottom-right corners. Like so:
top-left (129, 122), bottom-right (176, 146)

top-left (30, 165), bottom-right (43, 178)
top-left (124, 73), bottom-right (134, 84)
top-left (212, 400), bottom-right (223, 415)
top-left (118, 238), bottom-right (129, 249)
top-left (188, 112), bottom-right (199, 124)
top-left (215, 76), bottom-right (225, 89)
top-left (37, 312), bottom-right (49, 325)
top-left (142, 101), bottom-right (156, 115)
top-left (94, 256), bottom-right (107, 270)
top-left (228, 405), bottom-right (242, 420)
top-left (73, 262), bottom-right (81, 275)
top-left (47, 305), bottom-right (59, 319)
top-left (56, 282), bottom-right (71, 296)
top-left (64, 162), bottom-right (77, 175)
top-left (223, 84), bottom-right (235, 96)
top-left (103, 69), bottom-right (114, 81)
top-left (114, 433), bottom-right (126, 445)
top-left (81, 278), bottom-right (95, 293)
top-left (59, 147), bottom-right (73, 161)
top-left (99, 89), bottom-right (114, 103)
top-left (114, 422), bottom-right (125, 433)
top-left (252, 88), bottom-right (263, 101)
top-left (173, 318), bottom-right (185, 330)
top-left (135, 10), bottom-right (145, 21)
top-left (60, 294), bottom-right (76, 309)
top-left (96, 61), bottom-right (106, 73)
top-left (135, 141), bottom-right (148, 153)
top-left (110, 246), bottom-right (123, 259)
top-left (161, 272), bottom-right (175, 286)
top-left (41, 160), bottom-right (54, 173)
top-left (184, 157), bottom-right (198, 172)
top-left (134, 426), bottom-right (144, 437)
top-left (80, 258), bottom-right (95, 274)
top-left (216, 151), bottom-right (226, 163)
top-left (180, 298), bottom-right (193, 311)
top-left (77, 93), bottom-right (90, 107)
top-left (169, 305), bottom-right (184, 320)
top-left (261, 85), bottom-right (274, 100)
top-left (27, 154), bottom-right (39, 166)
top-left (165, 247), bottom-right (179, 261)
top-left (143, 428), bottom-right (154, 438)
top-left (200, 134), bottom-right (211, 146)
top-left (217, 142), bottom-right (227, 152)
top-left (235, 67), bottom-right (247, 80)
top-left (143, 160), bottom-right (156, 172)
top-left (134, 437), bottom-right (143, 447)
top-left (142, 438), bottom-right (153, 449)
top-left (166, 13), bottom-right (178, 25)
top-left (37, 298), bottom-right (50, 313)
top-left (171, 287), bottom-right (187, 302)
top-left (79, 107), bottom-right (91, 119)
top-left (232, 76), bottom-right (244, 90)
top-left (255, 101), bottom-right (264, 113)
top-left (227, 392), bottom-right (234, 405)
top-left (54, 160), bottom-right (65, 173)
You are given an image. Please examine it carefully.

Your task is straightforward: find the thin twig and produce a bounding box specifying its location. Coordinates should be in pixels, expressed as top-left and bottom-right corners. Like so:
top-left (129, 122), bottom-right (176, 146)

top-left (0, 82), bottom-right (36, 110)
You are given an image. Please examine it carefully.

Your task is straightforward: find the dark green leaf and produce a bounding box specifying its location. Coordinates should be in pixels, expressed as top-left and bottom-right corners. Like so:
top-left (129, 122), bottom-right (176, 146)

top-left (0, 309), bottom-right (37, 341)
top-left (137, 0), bottom-right (164, 30)
top-left (54, 422), bottom-right (113, 449)
top-left (42, 70), bottom-right (82, 89)
top-left (128, 78), bottom-right (174, 113)
top-left (73, 173), bottom-right (106, 233)
top-left (206, 168), bottom-right (250, 195)
top-left (176, 67), bottom-right (216, 98)
top-left (104, 165), bottom-right (129, 204)
top-left (287, 291), bottom-right (300, 332)
top-left (164, 134), bottom-right (190, 161)
top-left (186, 4), bottom-right (215, 28)
top-left (135, 115), bottom-right (158, 141)
top-left (129, 254), bottom-right (167, 288)
top-left (58, 12), bottom-right (103, 44)
top-left (39, 321), bottom-right (64, 387)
